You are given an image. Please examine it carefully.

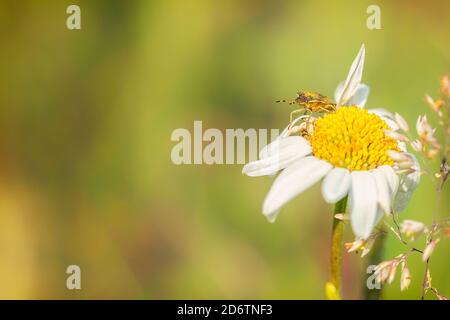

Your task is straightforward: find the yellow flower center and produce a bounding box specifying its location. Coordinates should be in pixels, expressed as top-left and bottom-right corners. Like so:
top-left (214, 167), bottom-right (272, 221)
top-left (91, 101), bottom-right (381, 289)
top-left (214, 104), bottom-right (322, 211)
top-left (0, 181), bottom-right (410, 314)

top-left (308, 106), bottom-right (399, 171)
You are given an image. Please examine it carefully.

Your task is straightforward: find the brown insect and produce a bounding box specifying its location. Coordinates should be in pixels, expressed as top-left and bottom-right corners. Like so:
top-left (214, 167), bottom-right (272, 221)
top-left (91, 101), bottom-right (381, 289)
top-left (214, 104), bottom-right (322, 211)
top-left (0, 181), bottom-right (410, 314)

top-left (276, 91), bottom-right (337, 123)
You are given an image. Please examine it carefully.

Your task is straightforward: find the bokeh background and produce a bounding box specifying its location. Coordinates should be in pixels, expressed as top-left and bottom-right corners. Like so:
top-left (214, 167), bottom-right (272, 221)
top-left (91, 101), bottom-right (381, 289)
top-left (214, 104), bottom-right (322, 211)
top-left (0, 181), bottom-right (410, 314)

top-left (0, 0), bottom-right (449, 299)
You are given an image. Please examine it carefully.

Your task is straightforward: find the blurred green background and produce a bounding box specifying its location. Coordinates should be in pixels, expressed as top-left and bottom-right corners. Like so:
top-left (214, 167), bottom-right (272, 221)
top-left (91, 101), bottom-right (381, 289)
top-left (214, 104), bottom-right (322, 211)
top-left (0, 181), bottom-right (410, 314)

top-left (0, 0), bottom-right (448, 299)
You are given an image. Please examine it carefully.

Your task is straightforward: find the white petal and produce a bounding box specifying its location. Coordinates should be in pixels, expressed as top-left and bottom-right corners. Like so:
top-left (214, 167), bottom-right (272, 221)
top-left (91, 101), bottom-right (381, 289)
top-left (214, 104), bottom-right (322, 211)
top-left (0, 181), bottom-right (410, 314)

top-left (394, 112), bottom-right (409, 131)
top-left (394, 153), bottom-right (420, 212)
top-left (334, 82), bottom-right (344, 105)
top-left (321, 168), bottom-right (351, 203)
top-left (377, 165), bottom-right (399, 196)
top-left (349, 171), bottom-right (378, 239)
top-left (242, 150), bottom-right (310, 177)
top-left (382, 118), bottom-right (399, 131)
top-left (265, 210), bottom-right (280, 223)
top-left (368, 108), bottom-right (394, 119)
top-left (335, 83), bottom-right (370, 108)
top-left (372, 168), bottom-right (392, 214)
top-left (336, 44), bottom-right (365, 106)
top-left (368, 108), bottom-right (399, 131)
top-left (243, 137), bottom-right (312, 177)
top-left (262, 156), bottom-right (332, 216)
top-left (259, 136), bottom-right (309, 159)
top-left (397, 141), bottom-right (407, 152)
top-left (375, 207), bottom-right (385, 227)
top-left (349, 84), bottom-right (370, 107)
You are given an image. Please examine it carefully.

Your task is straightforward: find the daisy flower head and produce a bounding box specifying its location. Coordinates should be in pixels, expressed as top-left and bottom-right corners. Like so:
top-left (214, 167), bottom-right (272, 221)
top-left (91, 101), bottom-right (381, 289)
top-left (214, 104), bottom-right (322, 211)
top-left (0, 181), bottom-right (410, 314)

top-left (243, 44), bottom-right (420, 239)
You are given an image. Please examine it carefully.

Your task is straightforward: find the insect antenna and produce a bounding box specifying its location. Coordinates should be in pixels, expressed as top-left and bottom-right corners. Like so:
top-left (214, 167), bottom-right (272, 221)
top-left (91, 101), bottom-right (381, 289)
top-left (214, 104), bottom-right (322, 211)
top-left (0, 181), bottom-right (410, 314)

top-left (275, 99), bottom-right (295, 105)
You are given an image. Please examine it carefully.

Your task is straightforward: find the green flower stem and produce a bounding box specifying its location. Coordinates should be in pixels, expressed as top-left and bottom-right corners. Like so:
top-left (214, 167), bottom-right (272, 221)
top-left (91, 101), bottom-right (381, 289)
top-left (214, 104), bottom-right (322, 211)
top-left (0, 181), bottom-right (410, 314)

top-left (328, 196), bottom-right (348, 299)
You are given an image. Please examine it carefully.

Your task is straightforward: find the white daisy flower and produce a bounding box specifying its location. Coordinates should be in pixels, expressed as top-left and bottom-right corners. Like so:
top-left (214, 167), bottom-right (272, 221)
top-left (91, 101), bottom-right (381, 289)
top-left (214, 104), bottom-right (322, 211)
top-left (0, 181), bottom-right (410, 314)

top-left (243, 44), bottom-right (420, 239)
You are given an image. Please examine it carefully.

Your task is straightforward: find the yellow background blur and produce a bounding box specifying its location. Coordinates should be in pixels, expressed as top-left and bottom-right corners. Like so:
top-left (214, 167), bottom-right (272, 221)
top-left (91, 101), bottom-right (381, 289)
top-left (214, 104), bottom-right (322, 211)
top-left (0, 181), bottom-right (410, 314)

top-left (0, 0), bottom-right (448, 299)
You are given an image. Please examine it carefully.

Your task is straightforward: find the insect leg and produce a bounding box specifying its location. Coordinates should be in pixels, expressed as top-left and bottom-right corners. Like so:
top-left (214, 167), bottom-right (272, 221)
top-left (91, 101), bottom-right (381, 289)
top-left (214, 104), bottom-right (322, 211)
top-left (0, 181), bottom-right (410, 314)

top-left (318, 104), bottom-right (336, 113)
top-left (305, 109), bottom-right (315, 134)
top-left (289, 108), bottom-right (306, 123)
